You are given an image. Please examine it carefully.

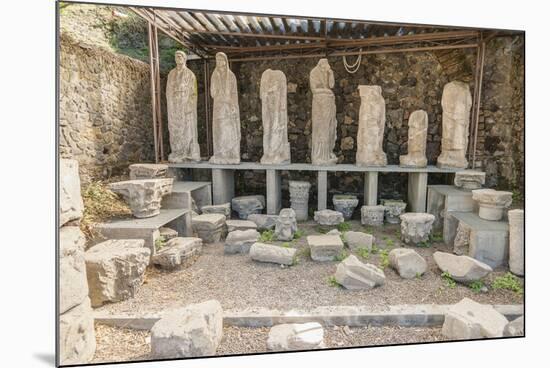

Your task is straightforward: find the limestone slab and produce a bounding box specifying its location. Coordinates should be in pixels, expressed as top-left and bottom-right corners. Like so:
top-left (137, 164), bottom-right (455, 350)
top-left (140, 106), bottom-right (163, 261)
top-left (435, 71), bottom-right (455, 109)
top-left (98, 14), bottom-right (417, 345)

top-left (247, 214), bottom-right (278, 231)
top-left (225, 229), bottom-right (260, 254)
top-left (442, 298), bottom-right (508, 339)
top-left (60, 159), bottom-right (84, 226)
top-left (343, 231), bottom-right (374, 251)
top-left (231, 195), bottom-right (265, 219)
top-left (433, 251), bottom-right (492, 282)
top-left (307, 235), bottom-right (344, 261)
top-left (109, 178), bottom-right (173, 218)
top-left (59, 297), bottom-right (96, 365)
top-left (267, 323), bottom-right (324, 351)
top-left (250, 242), bottom-right (297, 265)
top-left (152, 237), bottom-right (202, 270)
top-left (314, 209), bottom-right (344, 226)
top-left (129, 163), bottom-right (168, 180)
top-left (389, 248), bottom-right (427, 279)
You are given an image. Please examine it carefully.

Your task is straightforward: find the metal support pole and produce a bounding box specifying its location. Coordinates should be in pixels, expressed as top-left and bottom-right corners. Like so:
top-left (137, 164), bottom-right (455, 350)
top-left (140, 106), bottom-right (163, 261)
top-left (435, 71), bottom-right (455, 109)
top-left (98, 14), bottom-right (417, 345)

top-left (147, 22), bottom-right (159, 163)
top-left (471, 40), bottom-right (486, 168)
top-left (203, 59), bottom-right (212, 156)
top-left (152, 24), bottom-right (164, 161)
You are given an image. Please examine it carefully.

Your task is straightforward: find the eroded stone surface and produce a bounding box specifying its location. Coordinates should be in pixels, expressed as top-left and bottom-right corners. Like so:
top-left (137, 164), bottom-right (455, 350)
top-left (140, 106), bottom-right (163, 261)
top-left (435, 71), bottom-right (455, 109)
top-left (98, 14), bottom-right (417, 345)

top-left (289, 181), bottom-right (311, 221)
top-left (381, 199), bottom-right (407, 224)
top-left (454, 170), bottom-right (486, 189)
top-left (472, 189), bottom-right (513, 221)
top-left (247, 214), bottom-right (278, 231)
top-left (361, 205), bottom-right (385, 226)
top-left (334, 255), bottom-right (385, 289)
top-left (60, 159), bottom-right (84, 226)
top-left (192, 214), bottom-right (226, 243)
top-left (159, 227), bottom-right (178, 241)
top-left (250, 242), bottom-right (296, 265)
top-left (399, 212), bottom-right (435, 245)
top-left (356, 85), bottom-right (387, 167)
top-left (389, 248), bottom-right (427, 279)
top-left (314, 209), bottom-right (344, 226)
top-left (59, 297), bottom-right (96, 365)
top-left (310, 59), bottom-right (338, 165)
top-left (503, 316), bottom-right (524, 337)
top-left (453, 222), bottom-right (470, 255)
top-left (108, 178), bottom-right (173, 218)
top-left (260, 69), bottom-right (291, 164)
top-left (151, 300), bottom-right (223, 358)
top-left (200, 203), bottom-right (231, 219)
top-left (442, 298), bottom-right (508, 339)
top-left (85, 239), bottom-right (150, 307)
top-left (226, 219), bottom-right (257, 233)
top-left (274, 208), bottom-right (298, 241)
top-left (225, 229), bottom-right (260, 254)
top-left (343, 231), bottom-right (374, 251)
top-left (399, 110), bottom-right (428, 167)
top-left (209, 52), bottom-right (241, 164)
top-left (129, 163), bottom-right (168, 180)
top-left (332, 195), bottom-right (359, 220)
top-left (307, 235), bottom-right (344, 261)
top-left (232, 195), bottom-right (265, 219)
top-left (508, 209), bottom-right (524, 276)
top-left (434, 251), bottom-right (492, 283)
top-left (152, 237), bottom-right (202, 270)
top-left (60, 226), bottom-right (89, 314)
top-left (437, 81), bottom-right (472, 169)
top-left (267, 323), bottom-right (324, 351)
top-left (167, 51), bottom-right (200, 162)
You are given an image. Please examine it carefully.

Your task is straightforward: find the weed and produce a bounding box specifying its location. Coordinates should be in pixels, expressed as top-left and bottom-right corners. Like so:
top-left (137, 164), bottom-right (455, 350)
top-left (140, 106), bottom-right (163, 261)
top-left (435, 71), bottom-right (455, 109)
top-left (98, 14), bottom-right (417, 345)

top-left (154, 236), bottom-right (166, 252)
top-left (394, 229), bottom-right (401, 238)
top-left (492, 273), bottom-right (523, 294)
top-left (441, 271), bottom-right (456, 288)
top-left (469, 280), bottom-right (485, 293)
top-left (334, 250), bottom-right (349, 262)
top-left (260, 230), bottom-right (275, 242)
top-left (357, 247), bottom-right (370, 260)
top-left (430, 232), bottom-right (444, 242)
top-left (297, 247), bottom-right (311, 259)
top-left (293, 229), bottom-right (305, 240)
top-left (316, 226), bottom-right (329, 234)
top-left (327, 275), bottom-right (340, 287)
top-left (371, 245), bottom-right (379, 254)
top-left (281, 242), bottom-right (290, 248)
top-left (364, 226), bottom-right (374, 234)
top-left (416, 240), bottom-right (432, 248)
top-left (415, 272), bottom-right (422, 279)
top-left (379, 249), bottom-right (390, 269)
top-left (385, 238), bottom-right (394, 247)
top-left (337, 222), bottom-right (352, 232)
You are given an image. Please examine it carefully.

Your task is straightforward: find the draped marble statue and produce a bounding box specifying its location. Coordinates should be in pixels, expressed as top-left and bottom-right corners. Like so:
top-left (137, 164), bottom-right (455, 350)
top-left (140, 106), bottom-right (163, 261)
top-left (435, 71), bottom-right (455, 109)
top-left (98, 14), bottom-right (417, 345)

top-left (166, 51), bottom-right (200, 162)
top-left (260, 69), bottom-right (291, 164)
top-left (209, 52), bottom-right (241, 164)
top-left (356, 85), bottom-right (387, 166)
top-left (400, 109), bottom-right (428, 167)
top-left (310, 59), bottom-right (338, 166)
top-left (436, 81), bottom-right (472, 169)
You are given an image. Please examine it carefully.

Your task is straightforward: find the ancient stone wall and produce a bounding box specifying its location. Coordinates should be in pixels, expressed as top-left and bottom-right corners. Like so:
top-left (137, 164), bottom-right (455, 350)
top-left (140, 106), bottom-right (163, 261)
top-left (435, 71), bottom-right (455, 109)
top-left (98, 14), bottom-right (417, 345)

top-left (59, 32), bottom-right (155, 183)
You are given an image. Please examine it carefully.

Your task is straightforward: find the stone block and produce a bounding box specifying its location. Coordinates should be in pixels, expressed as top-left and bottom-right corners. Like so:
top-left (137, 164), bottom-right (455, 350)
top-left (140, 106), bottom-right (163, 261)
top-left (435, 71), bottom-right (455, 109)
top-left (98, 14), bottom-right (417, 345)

top-left (433, 251), bottom-right (492, 283)
top-left (152, 237), bottom-right (202, 270)
top-left (59, 226), bottom-right (89, 314)
top-left (381, 199), bottom-right (407, 224)
top-left (289, 180), bottom-right (311, 221)
top-left (201, 202), bottom-right (231, 219)
top-left (426, 185), bottom-right (475, 239)
top-left (360, 205), bottom-right (385, 226)
top-left (151, 300), bottom-right (223, 358)
top-left (60, 159), bottom-right (84, 226)
top-left (159, 227), bottom-right (178, 241)
top-left (274, 208), bottom-right (298, 241)
top-left (85, 239), bottom-right (150, 307)
top-left (248, 214), bottom-right (278, 231)
top-left (192, 214), bottom-right (226, 243)
top-left (399, 212), bottom-right (435, 245)
top-left (232, 195), bottom-right (265, 219)
top-left (226, 219), bottom-right (257, 233)
top-left (225, 229), bottom-right (260, 254)
top-left (332, 195), bottom-right (359, 220)
top-left (267, 323), bottom-right (324, 351)
top-left (503, 316), bottom-right (524, 337)
top-left (162, 181), bottom-right (212, 211)
top-left (343, 231), bottom-right (374, 251)
top-left (454, 170), bottom-right (485, 189)
top-left (442, 298), bottom-right (508, 339)
top-left (472, 189), bottom-right (513, 221)
top-left (250, 242), bottom-right (296, 265)
top-left (334, 255), bottom-right (385, 289)
top-left (307, 235), bottom-right (344, 261)
top-left (109, 178), bottom-right (173, 218)
top-left (59, 297), bottom-right (96, 365)
top-left (129, 163), bottom-right (168, 180)
top-left (314, 209), bottom-right (344, 226)
top-left (389, 248), bottom-right (427, 279)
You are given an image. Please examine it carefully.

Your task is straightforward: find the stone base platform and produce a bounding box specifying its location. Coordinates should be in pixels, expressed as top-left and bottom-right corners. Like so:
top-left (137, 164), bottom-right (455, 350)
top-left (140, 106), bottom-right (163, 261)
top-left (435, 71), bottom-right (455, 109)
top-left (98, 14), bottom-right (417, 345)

top-left (94, 209), bottom-right (192, 257)
top-left (161, 181), bottom-right (212, 211)
top-left (427, 185), bottom-right (477, 244)
top-left (447, 212), bottom-right (509, 268)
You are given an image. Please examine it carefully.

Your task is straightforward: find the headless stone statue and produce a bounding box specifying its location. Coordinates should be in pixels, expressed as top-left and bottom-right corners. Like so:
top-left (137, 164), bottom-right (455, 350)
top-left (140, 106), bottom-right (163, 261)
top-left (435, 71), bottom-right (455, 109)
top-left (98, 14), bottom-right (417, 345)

top-left (209, 52), bottom-right (241, 164)
top-left (437, 81), bottom-right (472, 169)
top-left (400, 110), bottom-right (428, 167)
top-left (356, 85), bottom-right (387, 167)
top-left (260, 69), bottom-right (291, 164)
top-left (310, 59), bottom-right (338, 165)
top-left (166, 51), bottom-right (200, 162)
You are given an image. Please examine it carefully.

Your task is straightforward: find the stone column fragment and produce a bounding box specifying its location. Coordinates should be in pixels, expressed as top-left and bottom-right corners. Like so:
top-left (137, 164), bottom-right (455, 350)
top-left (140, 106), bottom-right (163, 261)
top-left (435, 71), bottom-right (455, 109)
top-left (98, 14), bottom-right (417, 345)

top-left (508, 209), bottom-right (524, 276)
top-left (289, 180), bottom-right (311, 221)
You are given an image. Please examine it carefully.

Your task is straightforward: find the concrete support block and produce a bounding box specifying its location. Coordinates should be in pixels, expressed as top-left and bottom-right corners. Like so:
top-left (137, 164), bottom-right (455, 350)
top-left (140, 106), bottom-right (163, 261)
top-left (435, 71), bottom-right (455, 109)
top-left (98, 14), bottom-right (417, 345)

top-left (266, 169), bottom-right (282, 215)
top-left (408, 172), bottom-right (428, 212)
top-left (317, 171), bottom-right (328, 210)
top-left (212, 169), bottom-right (234, 205)
top-left (364, 172), bottom-right (378, 206)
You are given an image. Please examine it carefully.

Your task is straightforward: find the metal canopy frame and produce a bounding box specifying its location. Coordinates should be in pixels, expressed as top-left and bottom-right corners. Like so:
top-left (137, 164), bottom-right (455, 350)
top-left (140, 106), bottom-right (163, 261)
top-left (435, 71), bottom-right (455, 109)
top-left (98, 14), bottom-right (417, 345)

top-left (129, 5), bottom-right (521, 165)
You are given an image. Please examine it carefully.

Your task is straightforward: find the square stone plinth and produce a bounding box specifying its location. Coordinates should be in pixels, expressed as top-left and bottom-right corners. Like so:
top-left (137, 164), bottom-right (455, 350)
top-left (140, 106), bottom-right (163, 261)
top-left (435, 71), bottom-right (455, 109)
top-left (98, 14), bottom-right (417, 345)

top-left (448, 212), bottom-right (509, 268)
top-left (307, 235), bottom-right (344, 261)
top-left (192, 214), bottom-right (227, 243)
top-left (94, 209), bottom-right (192, 257)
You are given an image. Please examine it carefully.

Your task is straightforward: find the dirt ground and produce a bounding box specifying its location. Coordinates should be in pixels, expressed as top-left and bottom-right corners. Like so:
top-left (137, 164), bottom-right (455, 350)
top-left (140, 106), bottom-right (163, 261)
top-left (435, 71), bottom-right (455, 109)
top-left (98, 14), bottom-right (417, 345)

top-left (91, 323), bottom-right (449, 364)
top-left (95, 221), bottom-right (523, 315)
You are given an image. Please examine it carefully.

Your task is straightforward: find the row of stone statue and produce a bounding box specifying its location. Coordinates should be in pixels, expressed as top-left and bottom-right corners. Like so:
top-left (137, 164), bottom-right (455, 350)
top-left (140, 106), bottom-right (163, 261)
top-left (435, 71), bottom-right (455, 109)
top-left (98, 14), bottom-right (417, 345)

top-left (167, 51), bottom-right (472, 169)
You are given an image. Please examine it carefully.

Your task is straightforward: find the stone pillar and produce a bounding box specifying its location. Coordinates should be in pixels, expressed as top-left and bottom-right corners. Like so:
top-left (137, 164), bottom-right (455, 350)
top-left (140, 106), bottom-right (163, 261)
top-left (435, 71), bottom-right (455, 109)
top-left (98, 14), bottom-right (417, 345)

top-left (408, 172), bottom-right (428, 212)
top-left (289, 181), bottom-right (311, 221)
top-left (364, 172), bottom-right (378, 206)
top-left (266, 169), bottom-right (282, 215)
top-left (508, 209), bottom-right (524, 276)
top-left (317, 171), bottom-right (328, 210)
top-left (212, 169), bottom-right (234, 205)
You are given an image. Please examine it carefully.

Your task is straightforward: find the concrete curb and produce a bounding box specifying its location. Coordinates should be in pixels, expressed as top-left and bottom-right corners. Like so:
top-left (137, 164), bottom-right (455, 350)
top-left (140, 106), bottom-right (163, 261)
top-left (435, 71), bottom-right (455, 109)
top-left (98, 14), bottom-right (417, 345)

top-left (94, 304), bottom-right (523, 330)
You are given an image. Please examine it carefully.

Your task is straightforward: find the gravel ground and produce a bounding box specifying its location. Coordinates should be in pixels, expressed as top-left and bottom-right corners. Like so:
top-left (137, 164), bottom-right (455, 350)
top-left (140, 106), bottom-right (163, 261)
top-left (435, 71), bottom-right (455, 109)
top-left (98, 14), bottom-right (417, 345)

top-left (91, 324), bottom-right (448, 363)
top-left (95, 221), bottom-right (523, 315)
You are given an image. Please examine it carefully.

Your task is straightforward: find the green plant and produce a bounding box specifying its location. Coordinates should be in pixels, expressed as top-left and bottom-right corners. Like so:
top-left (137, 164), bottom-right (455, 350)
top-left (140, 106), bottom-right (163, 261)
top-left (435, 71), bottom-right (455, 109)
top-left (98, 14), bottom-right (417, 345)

top-left (415, 272), bottom-right (422, 279)
top-left (364, 226), bottom-right (374, 234)
top-left (416, 240), bottom-right (432, 248)
top-left (281, 242), bottom-right (290, 248)
top-left (469, 280), bottom-right (485, 293)
top-left (492, 273), bottom-right (523, 294)
top-left (441, 271), bottom-right (456, 288)
top-left (334, 250), bottom-right (349, 262)
top-left (357, 247), bottom-right (370, 260)
top-left (316, 226), bottom-right (329, 234)
top-left (385, 238), bottom-right (394, 247)
top-left (327, 275), bottom-right (340, 287)
top-left (371, 245), bottom-right (379, 254)
top-left (430, 232), bottom-right (444, 242)
top-left (337, 222), bottom-right (351, 232)
top-left (379, 249), bottom-right (390, 269)
top-left (260, 230), bottom-right (275, 242)
top-left (297, 247), bottom-right (311, 259)
top-left (394, 229), bottom-right (401, 238)
top-left (293, 229), bottom-right (305, 240)
top-left (154, 236), bottom-right (166, 252)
